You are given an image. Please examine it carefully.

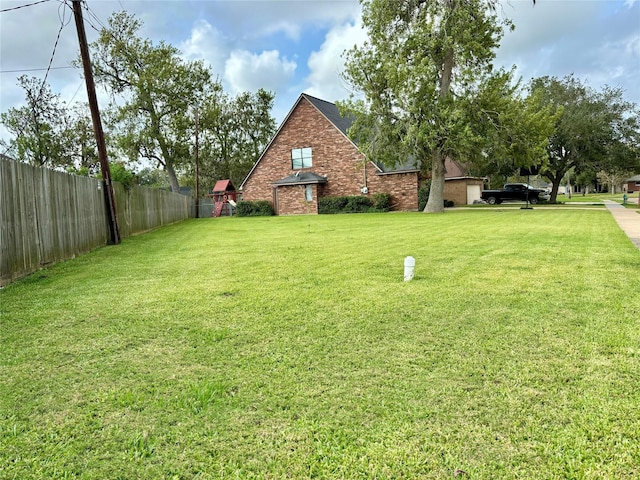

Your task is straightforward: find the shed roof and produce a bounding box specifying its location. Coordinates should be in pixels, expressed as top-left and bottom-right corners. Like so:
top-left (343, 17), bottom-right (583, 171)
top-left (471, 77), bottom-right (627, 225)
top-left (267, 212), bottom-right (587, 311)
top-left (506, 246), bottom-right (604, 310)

top-left (212, 179), bottom-right (235, 193)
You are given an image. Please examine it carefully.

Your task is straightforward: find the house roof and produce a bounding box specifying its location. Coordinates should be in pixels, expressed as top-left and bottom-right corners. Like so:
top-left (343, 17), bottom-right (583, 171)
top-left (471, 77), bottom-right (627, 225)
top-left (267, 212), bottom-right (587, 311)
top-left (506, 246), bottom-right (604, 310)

top-left (373, 156), bottom-right (478, 179)
top-left (372, 159), bottom-right (420, 175)
top-left (302, 94), bottom-right (354, 136)
top-left (626, 174), bottom-right (640, 182)
top-left (272, 171), bottom-right (328, 186)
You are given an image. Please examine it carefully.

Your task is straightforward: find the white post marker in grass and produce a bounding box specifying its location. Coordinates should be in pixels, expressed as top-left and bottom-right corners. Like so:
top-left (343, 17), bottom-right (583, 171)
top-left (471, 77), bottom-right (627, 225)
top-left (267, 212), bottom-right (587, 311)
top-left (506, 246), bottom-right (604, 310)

top-left (404, 256), bottom-right (415, 282)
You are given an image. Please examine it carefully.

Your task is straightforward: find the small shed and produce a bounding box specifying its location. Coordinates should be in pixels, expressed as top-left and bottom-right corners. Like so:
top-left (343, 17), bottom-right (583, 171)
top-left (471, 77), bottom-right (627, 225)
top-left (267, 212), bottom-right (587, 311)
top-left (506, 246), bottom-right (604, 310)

top-left (208, 179), bottom-right (237, 217)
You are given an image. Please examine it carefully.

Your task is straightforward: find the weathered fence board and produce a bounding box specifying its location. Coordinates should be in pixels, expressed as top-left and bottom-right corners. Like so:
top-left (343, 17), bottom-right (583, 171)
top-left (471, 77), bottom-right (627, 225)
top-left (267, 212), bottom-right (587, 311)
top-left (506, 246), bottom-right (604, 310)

top-left (1, 157), bottom-right (194, 286)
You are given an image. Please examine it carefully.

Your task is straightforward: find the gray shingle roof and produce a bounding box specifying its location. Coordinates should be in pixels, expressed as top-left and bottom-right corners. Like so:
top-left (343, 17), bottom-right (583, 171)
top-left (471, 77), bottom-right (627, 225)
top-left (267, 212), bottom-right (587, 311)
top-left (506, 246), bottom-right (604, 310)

top-left (302, 94), bottom-right (354, 136)
top-left (373, 159), bottom-right (420, 174)
top-left (272, 171), bottom-right (328, 186)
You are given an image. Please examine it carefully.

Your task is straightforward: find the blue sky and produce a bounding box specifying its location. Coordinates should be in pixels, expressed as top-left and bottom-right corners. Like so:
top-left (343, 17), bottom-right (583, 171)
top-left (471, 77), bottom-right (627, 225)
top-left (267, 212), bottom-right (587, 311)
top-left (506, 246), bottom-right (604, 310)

top-left (1, 0), bottom-right (639, 145)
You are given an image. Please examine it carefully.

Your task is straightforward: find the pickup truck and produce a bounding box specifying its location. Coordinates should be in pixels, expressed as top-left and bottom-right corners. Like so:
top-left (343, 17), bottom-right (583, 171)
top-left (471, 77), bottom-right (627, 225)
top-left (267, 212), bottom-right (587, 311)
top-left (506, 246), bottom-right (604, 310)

top-left (481, 183), bottom-right (549, 205)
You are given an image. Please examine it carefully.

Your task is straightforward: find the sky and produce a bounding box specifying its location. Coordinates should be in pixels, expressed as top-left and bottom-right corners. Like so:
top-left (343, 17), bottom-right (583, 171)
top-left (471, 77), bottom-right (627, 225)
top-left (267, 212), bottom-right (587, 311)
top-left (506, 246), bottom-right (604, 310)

top-left (1, 0), bottom-right (639, 146)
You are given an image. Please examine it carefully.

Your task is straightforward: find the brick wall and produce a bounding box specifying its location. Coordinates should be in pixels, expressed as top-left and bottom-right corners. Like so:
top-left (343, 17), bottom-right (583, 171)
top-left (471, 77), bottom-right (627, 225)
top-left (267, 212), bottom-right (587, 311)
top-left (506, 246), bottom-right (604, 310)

top-left (366, 165), bottom-right (420, 211)
top-left (275, 184), bottom-right (319, 215)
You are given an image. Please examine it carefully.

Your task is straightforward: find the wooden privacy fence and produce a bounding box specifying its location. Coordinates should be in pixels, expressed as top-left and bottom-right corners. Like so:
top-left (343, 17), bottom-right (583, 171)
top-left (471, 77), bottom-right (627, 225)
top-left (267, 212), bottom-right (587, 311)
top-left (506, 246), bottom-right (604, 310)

top-left (113, 183), bottom-right (194, 239)
top-left (0, 157), bottom-right (194, 286)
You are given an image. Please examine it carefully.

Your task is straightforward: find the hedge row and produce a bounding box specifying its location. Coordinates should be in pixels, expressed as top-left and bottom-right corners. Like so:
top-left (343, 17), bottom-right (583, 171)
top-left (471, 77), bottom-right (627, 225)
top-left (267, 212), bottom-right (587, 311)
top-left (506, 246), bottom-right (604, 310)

top-left (318, 193), bottom-right (392, 214)
top-left (235, 200), bottom-right (274, 217)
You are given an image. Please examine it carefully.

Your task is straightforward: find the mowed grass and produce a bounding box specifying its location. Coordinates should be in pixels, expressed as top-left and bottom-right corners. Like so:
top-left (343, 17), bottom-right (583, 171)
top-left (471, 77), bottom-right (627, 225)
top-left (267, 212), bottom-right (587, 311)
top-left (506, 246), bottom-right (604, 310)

top-left (1, 210), bottom-right (639, 479)
top-left (557, 191), bottom-right (639, 207)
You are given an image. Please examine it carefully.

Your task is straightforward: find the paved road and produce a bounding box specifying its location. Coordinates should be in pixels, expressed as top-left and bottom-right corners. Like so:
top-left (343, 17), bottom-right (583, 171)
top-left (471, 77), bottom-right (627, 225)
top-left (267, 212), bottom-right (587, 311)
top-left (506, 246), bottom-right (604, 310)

top-left (604, 200), bottom-right (640, 250)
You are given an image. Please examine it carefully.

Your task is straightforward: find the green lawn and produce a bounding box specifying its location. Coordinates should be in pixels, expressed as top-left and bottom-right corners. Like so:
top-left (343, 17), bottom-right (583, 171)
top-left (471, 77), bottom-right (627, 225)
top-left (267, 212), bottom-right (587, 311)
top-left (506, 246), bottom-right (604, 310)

top-left (558, 191), bottom-right (639, 207)
top-left (2, 210), bottom-right (639, 479)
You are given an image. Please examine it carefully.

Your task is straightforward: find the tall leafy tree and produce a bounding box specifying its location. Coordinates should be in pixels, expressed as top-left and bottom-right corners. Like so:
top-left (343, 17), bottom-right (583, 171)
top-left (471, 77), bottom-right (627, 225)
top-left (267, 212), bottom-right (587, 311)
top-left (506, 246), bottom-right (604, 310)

top-left (64, 103), bottom-right (101, 176)
top-left (88, 11), bottom-right (211, 194)
top-left (530, 75), bottom-right (640, 202)
top-left (341, 0), bottom-right (548, 212)
top-left (194, 88), bottom-right (276, 190)
top-left (0, 76), bottom-right (71, 168)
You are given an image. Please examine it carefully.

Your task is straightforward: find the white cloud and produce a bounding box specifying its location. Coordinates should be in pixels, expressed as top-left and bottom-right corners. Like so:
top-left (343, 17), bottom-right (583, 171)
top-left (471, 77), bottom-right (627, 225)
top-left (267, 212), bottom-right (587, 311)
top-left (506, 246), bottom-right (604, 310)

top-left (305, 15), bottom-right (367, 102)
top-left (261, 20), bottom-right (302, 42)
top-left (625, 33), bottom-right (640, 57)
top-left (178, 20), bottom-right (229, 77)
top-left (224, 50), bottom-right (297, 94)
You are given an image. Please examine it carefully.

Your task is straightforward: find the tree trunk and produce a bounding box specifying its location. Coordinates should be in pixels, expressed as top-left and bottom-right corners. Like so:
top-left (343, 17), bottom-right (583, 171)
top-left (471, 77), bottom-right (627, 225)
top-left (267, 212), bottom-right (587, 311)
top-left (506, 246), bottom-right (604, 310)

top-left (548, 175), bottom-right (562, 203)
top-left (425, 150), bottom-right (446, 213)
top-left (165, 163), bottom-right (180, 194)
top-left (423, 36), bottom-right (454, 214)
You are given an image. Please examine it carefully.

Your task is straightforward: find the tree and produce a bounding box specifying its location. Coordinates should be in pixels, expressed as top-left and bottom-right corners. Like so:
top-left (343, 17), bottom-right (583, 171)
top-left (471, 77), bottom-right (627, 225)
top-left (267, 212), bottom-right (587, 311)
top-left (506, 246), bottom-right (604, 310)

top-left (596, 170), bottom-right (631, 194)
top-left (137, 167), bottom-right (170, 189)
top-left (194, 87), bottom-right (276, 190)
top-left (88, 12), bottom-right (211, 194)
top-left (64, 103), bottom-right (101, 176)
top-left (107, 161), bottom-right (136, 189)
top-left (341, 0), bottom-right (549, 212)
top-left (530, 75), bottom-right (640, 202)
top-left (0, 76), bottom-right (71, 168)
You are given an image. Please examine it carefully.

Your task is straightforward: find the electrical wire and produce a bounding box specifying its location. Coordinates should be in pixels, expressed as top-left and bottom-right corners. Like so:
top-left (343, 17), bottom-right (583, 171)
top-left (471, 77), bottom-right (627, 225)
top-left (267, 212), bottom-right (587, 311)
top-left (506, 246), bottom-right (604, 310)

top-left (37, 0), bottom-right (71, 96)
top-left (66, 80), bottom-right (84, 103)
top-left (1, 0), bottom-right (73, 156)
top-left (0, 0), bottom-right (51, 13)
top-left (82, 0), bottom-right (106, 31)
top-left (0, 66), bottom-right (75, 74)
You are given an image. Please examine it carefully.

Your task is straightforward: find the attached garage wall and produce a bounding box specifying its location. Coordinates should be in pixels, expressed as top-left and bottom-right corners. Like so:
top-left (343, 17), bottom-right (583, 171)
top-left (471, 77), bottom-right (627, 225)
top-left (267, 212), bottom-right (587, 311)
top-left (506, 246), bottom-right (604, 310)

top-left (366, 166), bottom-right (420, 211)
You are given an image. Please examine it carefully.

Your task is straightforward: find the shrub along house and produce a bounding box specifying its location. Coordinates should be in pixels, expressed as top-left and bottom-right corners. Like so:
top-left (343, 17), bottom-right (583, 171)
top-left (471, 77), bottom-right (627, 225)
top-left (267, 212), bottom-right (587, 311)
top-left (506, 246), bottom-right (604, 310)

top-left (239, 94), bottom-right (420, 215)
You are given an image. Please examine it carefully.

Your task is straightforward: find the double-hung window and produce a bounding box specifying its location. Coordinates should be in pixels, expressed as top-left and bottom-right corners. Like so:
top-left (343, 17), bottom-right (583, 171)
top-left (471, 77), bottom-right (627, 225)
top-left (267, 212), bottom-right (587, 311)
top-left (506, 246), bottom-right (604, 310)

top-left (292, 147), bottom-right (312, 169)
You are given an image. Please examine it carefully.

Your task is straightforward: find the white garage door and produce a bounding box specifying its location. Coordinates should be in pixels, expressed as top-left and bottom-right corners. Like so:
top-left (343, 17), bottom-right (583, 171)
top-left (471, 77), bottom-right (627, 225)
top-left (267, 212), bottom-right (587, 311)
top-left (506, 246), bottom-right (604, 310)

top-left (466, 184), bottom-right (481, 205)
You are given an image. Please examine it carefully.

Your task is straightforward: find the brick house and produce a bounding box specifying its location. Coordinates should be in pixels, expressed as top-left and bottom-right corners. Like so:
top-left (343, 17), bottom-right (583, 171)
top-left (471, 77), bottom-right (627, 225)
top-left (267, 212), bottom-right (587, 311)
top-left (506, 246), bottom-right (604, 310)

top-left (624, 174), bottom-right (640, 193)
top-left (240, 93), bottom-right (420, 215)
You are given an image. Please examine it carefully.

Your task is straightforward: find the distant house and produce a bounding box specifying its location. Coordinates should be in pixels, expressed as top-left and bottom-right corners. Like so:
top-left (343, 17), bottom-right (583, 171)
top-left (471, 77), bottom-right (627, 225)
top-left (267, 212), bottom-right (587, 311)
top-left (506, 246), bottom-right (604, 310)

top-left (624, 174), bottom-right (640, 193)
top-left (240, 93), bottom-right (419, 215)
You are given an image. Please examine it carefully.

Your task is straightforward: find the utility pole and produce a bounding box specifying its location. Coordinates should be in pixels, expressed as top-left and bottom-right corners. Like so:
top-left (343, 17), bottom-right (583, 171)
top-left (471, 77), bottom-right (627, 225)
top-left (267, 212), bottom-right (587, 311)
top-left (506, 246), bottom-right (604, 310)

top-left (72, 0), bottom-right (120, 244)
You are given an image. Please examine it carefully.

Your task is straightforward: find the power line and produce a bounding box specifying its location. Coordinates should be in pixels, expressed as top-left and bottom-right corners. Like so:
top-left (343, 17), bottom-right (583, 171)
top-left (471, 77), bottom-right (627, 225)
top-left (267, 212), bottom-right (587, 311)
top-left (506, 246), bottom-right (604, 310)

top-left (38, 0), bottom-right (71, 95)
top-left (66, 80), bottom-right (84, 103)
top-left (0, 0), bottom-right (51, 13)
top-left (82, 0), bottom-right (106, 32)
top-left (0, 66), bottom-right (75, 74)
top-left (1, 0), bottom-right (72, 157)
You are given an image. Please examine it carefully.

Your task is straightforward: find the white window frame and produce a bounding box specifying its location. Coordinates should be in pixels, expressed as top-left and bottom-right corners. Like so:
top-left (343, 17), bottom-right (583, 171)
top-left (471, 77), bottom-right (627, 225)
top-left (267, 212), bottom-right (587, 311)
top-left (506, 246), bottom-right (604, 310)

top-left (292, 147), bottom-right (312, 169)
